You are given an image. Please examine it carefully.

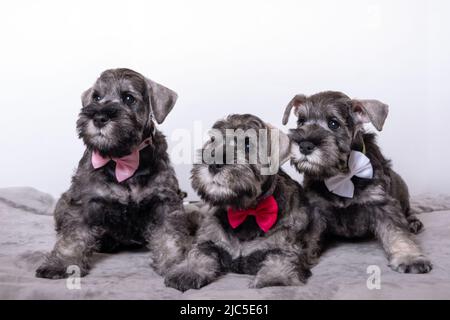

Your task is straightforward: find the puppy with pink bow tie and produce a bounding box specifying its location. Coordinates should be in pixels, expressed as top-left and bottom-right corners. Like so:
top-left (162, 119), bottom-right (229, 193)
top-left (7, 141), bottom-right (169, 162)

top-left (283, 91), bottom-right (432, 274)
top-left (36, 69), bottom-right (194, 279)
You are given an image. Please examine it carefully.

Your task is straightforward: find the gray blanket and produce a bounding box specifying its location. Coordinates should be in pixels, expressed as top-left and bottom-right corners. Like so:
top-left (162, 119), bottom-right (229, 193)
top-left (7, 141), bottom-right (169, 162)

top-left (1, 187), bottom-right (449, 300)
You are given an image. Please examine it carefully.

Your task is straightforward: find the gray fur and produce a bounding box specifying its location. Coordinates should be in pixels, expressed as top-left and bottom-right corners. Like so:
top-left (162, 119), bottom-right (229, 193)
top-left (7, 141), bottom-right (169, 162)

top-left (164, 114), bottom-right (312, 291)
top-left (36, 68), bottom-right (192, 279)
top-left (284, 91), bottom-right (432, 273)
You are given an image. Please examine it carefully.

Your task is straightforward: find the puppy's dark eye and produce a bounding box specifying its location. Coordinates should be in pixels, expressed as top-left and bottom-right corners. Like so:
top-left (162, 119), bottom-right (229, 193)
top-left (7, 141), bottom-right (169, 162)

top-left (122, 94), bottom-right (136, 106)
top-left (92, 93), bottom-right (102, 102)
top-left (298, 118), bottom-right (306, 126)
top-left (328, 118), bottom-right (340, 130)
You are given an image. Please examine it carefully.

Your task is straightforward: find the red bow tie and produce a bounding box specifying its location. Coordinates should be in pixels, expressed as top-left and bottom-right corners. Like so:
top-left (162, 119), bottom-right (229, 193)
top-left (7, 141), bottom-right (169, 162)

top-left (227, 195), bottom-right (279, 233)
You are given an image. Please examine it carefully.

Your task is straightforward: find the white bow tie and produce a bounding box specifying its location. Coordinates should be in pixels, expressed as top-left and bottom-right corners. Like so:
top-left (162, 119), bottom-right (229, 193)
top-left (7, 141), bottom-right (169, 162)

top-left (324, 151), bottom-right (373, 198)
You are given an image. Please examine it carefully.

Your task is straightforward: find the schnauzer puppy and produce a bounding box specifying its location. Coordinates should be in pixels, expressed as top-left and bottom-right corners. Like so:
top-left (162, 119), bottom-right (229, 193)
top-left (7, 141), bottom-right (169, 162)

top-left (165, 114), bottom-right (311, 291)
top-left (36, 68), bottom-right (192, 279)
top-left (282, 91), bottom-right (432, 273)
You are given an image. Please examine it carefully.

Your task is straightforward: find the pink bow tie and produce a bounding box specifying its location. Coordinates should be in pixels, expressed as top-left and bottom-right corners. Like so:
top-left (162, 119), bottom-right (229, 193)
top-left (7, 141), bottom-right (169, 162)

top-left (227, 195), bottom-right (279, 233)
top-left (91, 138), bottom-right (151, 182)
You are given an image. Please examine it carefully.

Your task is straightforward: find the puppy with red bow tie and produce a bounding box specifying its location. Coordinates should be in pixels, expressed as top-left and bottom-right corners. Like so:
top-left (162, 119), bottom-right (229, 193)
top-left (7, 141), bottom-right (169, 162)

top-left (164, 114), bottom-right (311, 291)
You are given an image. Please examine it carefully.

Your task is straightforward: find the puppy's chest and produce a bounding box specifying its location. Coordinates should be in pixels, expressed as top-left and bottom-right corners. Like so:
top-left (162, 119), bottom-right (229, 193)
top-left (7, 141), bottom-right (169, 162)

top-left (217, 211), bottom-right (264, 242)
top-left (324, 205), bottom-right (372, 237)
top-left (311, 178), bottom-right (385, 208)
top-left (309, 182), bottom-right (385, 237)
top-left (84, 184), bottom-right (159, 229)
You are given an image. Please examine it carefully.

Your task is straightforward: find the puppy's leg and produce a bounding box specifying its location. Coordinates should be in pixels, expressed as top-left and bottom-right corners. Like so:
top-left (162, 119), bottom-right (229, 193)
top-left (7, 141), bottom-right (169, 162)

top-left (36, 226), bottom-right (96, 279)
top-left (251, 251), bottom-right (311, 288)
top-left (389, 170), bottom-right (423, 234)
top-left (164, 243), bottom-right (223, 292)
top-left (147, 226), bottom-right (187, 276)
top-left (302, 206), bottom-right (328, 267)
top-left (36, 198), bottom-right (97, 279)
top-left (146, 203), bottom-right (192, 276)
top-left (373, 203), bottom-right (432, 274)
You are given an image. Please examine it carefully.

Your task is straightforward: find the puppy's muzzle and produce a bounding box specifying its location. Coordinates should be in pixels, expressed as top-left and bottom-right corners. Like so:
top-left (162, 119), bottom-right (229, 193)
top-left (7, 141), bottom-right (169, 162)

top-left (83, 103), bottom-right (121, 128)
top-left (93, 114), bottom-right (109, 128)
top-left (208, 163), bottom-right (224, 174)
top-left (206, 147), bottom-right (228, 173)
top-left (298, 141), bottom-right (316, 155)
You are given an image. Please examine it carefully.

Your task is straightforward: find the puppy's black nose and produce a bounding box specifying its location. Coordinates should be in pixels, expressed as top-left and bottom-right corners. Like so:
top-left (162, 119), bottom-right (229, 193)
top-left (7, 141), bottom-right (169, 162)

top-left (208, 164), bottom-right (224, 174)
top-left (299, 141), bottom-right (316, 155)
top-left (93, 114), bottom-right (109, 128)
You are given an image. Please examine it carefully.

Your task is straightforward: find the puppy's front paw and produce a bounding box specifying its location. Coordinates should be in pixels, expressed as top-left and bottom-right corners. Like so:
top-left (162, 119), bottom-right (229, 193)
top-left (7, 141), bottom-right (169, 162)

top-left (36, 263), bottom-right (71, 279)
top-left (250, 272), bottom-right (306, 289)
top-left (389, 255), bottom-right (433, 274)
top-left (36, 258), bottom-right (88, 280)
top-left (251, 277), bottom-right (287, 289)
top-left (164, 269), bottom-right (211, 292)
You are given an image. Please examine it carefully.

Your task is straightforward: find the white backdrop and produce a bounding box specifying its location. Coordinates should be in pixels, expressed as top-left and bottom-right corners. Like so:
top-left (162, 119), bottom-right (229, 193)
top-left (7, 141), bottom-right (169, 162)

top-left (0, 0), bottom-right (449, 199)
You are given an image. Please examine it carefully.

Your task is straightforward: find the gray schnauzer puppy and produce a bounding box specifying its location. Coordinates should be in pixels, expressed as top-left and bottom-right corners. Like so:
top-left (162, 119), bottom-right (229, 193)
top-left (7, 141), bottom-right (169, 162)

top-left (165, 114), bottom-right (311, 291)
top-left (36, 68), bottom-right (193, 279)
top-left (282, 91), bottom-right (432, 273)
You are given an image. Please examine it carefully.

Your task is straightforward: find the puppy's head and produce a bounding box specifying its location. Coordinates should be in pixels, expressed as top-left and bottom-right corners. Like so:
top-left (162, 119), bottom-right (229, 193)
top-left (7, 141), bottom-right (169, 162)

top-left (191, 114), bottom-right (290, 208)
top-left (76, 68), bottom-right (177, 157)
top-left (282, 91), bottom-right (388, 178)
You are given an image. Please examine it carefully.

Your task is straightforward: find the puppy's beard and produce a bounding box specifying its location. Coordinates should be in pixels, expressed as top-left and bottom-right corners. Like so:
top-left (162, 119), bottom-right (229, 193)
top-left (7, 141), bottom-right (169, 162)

top-left (84, 120), bottom-right (117, 152)
top-left (191, 164), bottom-right (260, 207)
top-left (290, 137), bottom-right (345, 178)
top-left (85, 120), bottom-right (115, 137)
top-left (194, 165), bottom-right (237, 200)
top-left (85, 120), bottom-right (115, 141)
top-left (205, 166), bottom-right (236, 194)
top-left (79, 118), bottom-right (142, 157)
top-left (291, 146), bottom-right (325, 175)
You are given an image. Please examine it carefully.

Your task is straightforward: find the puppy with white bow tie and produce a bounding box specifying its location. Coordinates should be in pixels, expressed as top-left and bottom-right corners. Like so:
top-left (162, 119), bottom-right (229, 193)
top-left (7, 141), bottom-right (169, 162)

top-left (283, 91), bottom-right (432, 274)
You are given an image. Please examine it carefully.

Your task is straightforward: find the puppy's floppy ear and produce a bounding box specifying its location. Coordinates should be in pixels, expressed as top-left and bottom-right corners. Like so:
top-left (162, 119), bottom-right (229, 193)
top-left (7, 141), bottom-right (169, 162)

top-left (81, 87), bottom-right (93, 107)
top-left (266, 123), bottom-right (291, 165)
top-left (351, 99), bottom-right (389, 131)
top-left (145, 78), bottom-right (178, 124)
top-left (282, 94), bottom-right (307, 125)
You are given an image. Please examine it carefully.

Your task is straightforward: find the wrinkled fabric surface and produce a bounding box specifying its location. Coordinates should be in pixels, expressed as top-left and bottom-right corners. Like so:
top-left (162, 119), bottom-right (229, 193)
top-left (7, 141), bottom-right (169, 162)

top-left (0, 187), bottom-right (449, 300)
